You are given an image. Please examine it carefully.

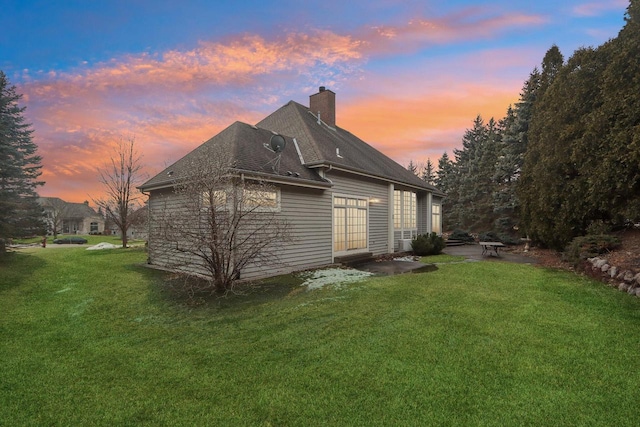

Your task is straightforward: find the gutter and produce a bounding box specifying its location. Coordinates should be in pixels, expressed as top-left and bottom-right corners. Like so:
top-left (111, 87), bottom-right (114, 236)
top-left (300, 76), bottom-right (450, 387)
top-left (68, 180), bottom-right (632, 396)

top-left (138, 168), bottom-right (332, 193)
top-left (305, 161), bottom-right (445, 196)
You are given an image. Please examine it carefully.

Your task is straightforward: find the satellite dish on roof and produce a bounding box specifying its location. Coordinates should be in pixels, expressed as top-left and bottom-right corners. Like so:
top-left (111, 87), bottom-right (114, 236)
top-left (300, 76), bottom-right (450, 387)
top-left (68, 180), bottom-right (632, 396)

top-left (270, 134), bottom-right (286, 153)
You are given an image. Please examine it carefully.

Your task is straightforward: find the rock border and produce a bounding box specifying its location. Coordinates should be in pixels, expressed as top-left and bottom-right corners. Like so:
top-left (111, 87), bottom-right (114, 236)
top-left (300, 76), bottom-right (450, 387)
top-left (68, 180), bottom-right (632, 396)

top-left (586, 257), bottom-right (640, 297)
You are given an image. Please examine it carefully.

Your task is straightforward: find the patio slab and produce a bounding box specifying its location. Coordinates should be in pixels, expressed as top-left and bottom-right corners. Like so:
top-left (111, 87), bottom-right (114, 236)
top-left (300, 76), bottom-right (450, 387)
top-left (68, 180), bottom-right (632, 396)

top-left (444, 244), bottom-right (537, 264)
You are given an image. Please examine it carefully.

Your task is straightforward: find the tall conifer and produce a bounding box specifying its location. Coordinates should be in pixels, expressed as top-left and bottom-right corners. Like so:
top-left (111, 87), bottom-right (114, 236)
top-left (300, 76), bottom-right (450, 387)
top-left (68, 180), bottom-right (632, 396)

top-left (0, 71), bottom-right (45, 252)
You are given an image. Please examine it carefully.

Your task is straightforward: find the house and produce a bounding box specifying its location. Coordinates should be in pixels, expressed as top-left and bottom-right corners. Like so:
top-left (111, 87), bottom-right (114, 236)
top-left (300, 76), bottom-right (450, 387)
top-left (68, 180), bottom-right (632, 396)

top-left (38, 197), bottom-right (105, 235)
top-left (103, 205), bottom-right (148, 240)
top-left (139, 87), bottom-right (444, 280)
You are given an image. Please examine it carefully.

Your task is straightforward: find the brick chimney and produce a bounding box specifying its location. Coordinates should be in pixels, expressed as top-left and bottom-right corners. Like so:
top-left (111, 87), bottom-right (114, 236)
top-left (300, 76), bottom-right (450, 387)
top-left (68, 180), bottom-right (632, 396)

top-left (309, 86), bottom-right (336, 127)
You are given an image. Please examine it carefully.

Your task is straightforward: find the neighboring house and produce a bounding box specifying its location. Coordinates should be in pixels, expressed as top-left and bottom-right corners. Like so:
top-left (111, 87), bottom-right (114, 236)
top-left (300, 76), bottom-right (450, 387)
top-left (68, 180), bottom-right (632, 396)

top-left (38, 197), bottom-right (105, 235)
top-left (102, 205), bottom-right (148, 240)
top-left (140, 87), bottom-right (444, 280)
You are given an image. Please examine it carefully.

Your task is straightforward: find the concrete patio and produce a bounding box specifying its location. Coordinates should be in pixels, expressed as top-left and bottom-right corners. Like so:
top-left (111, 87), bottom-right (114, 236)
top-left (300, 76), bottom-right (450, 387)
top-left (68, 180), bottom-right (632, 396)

top-left (353, 243), bottom-right (537, 276)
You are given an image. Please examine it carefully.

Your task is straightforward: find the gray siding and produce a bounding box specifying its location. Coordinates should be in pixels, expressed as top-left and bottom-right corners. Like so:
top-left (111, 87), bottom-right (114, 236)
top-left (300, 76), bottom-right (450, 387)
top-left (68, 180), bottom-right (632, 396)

top-left (327, 170), bottom-right (389, 256)
top-left (146, 174), bottom-right (438, 281)
top-left (147, 185), bottom-right (333, 281)
top-left (417, 192), bottom-right (429, 235)
top-left (241, 185), bottom-right (332, 279)
top-left (147, 188), bottom-right (207, 276)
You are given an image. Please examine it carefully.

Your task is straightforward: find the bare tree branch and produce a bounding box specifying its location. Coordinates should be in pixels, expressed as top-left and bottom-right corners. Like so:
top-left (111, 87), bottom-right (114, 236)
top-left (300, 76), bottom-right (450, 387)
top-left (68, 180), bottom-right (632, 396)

top-left (151, 146), bottom-right (291, 293)
top-left (93, 137), bottom-right (146, 248)
top-left (42, 198), bottom-right (69, 238)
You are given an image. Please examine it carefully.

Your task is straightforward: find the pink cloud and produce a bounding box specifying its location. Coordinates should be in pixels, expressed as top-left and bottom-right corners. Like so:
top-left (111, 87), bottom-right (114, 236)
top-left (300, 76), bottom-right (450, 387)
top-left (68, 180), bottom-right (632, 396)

top-left (358, 9), bottom-right (547, 55)
top-left (22, 8), bottom-right (542, 202)
top-left (572, 0), bottom-right (628, 17)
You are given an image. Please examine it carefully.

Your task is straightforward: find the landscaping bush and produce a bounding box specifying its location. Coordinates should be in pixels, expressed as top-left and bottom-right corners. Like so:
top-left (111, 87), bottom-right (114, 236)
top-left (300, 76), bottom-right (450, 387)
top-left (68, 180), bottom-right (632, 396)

top-left (586, 220), bottom-right (612, 235)
top-left (448, 229), bottom-right (475, 243)
top-left (496, 232), bottom-right (521, 245)
top-left (478, 231), bottom-right (500, 242)
top-left (411, 232), bottom-right (446, 256)
top-left (564, 234), bottom-right (621, 266)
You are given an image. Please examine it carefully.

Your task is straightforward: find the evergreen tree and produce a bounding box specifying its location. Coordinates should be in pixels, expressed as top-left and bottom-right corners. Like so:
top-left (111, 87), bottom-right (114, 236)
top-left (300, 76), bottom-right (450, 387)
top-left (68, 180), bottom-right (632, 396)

top-left (520, 44), bottom-right (606, 249)
top-left (406, 159), bottom-right (418, 175)
top-left (539, 45), bottom-right (564, 94)
top-left (588, 0), bottom-right (640, 224)
top-left (436, 152), bottom-right (456, 230)
top-left (473, 117), bottom-right (501, 230)
top-left (0, 71), bottom-right (45, 253)
top-left (519, 1), bottom-right (640, 249)
top-left (435, 152), bottom-right (454, 192)
top-left (421, 159), bottom-right (436, 185)
top-left (451, 115), bottom-right (500, 230)
top-left (493, 69), bottom-right (541, 234)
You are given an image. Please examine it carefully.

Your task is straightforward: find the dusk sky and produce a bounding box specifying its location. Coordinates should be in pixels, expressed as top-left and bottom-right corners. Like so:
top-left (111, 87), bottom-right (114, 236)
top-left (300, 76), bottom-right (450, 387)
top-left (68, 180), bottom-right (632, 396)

top-left (1, 0), bottom-right (628, 203)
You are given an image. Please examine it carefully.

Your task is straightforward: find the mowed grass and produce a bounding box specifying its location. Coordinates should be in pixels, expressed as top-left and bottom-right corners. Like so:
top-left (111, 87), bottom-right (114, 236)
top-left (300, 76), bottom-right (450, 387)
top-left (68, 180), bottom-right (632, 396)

top-left (14, 234), bottom-right (146, 246)
top-left (2, 248), bottom-right (640, 426)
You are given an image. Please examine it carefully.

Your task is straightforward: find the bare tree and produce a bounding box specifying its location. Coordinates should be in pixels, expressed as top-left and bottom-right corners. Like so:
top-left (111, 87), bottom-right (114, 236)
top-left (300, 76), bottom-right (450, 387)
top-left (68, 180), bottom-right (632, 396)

top-left (43, 198), bottom-right (69, 238)
top-left (153, 147), bottom-right (290, 293)
top-left (94, 137), bottom-right (145, 248)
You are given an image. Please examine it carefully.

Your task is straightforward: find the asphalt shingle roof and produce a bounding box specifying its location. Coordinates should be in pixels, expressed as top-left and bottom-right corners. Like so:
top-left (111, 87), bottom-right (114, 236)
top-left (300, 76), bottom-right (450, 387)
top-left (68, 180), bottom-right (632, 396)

top-left (37, 197), bottom-right (102, 218)
top-left (141, 98), bottom-right (443, 195)
top-left (258, 101), bottom-right (440, 192)
top-left (140, 122), bottom-right (328, 190)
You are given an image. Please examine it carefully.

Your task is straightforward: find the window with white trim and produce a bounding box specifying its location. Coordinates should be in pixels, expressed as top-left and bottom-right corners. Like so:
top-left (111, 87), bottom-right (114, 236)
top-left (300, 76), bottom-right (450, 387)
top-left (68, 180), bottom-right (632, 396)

top-left (202, 188), bottom-right (280, 212)
top-left (394, 190), bottom-right (402, 229)
top-left (202, 190), bottom-right (226, 209)
top-left (431, 203), bottom-right (441, 234)
top-left (334, 196), bottom-right (367, 252)
top-left (394, 190), bottom-right (417, 232)
top-left (243, 189), bottom-right (279, 211)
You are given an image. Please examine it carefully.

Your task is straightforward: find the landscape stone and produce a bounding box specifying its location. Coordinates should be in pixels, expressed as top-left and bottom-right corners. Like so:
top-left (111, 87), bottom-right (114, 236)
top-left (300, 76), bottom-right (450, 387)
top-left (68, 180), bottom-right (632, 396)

top-left (601, 264), bottom-right (610, 273)
top-left (594, 259), bottom-right (607, 269)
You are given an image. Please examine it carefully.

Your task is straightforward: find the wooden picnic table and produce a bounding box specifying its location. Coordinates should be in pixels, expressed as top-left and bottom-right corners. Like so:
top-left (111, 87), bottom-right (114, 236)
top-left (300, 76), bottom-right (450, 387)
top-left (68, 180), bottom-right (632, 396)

top-left (480, 241), bottom-right (505, 257)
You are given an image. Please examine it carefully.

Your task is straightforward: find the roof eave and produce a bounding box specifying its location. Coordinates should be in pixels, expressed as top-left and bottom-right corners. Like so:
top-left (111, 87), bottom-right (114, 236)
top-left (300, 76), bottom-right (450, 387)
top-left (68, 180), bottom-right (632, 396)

top-left (305, 161), bottom-right (444, 194)
top-left (138, 168), bottom-right (331, 193)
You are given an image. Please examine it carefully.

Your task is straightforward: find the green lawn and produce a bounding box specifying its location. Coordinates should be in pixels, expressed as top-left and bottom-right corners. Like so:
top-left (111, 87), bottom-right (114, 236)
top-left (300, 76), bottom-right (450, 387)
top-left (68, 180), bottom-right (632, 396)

top-left (1, 247), bottom-right (640, 426)
top-left (14, 234), bottom-right (146, 246)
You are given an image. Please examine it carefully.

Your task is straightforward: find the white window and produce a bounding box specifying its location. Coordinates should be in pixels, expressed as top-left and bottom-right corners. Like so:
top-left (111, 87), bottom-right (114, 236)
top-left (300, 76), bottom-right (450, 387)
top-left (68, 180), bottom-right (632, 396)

top-left (394, 190), bottom-right (417, 231)
top-left (431, 203), bottom-right (441, 234)
top-left (243, 189), bottom-right (279, 210)
top-left (394, 190), bottom-right (402, 229)
top-left (201, 190), bottom-right (226, 209)
top-left (202, 188), bottom-right (280, 212)
top-left (334, 196), bottom-right (367, 252)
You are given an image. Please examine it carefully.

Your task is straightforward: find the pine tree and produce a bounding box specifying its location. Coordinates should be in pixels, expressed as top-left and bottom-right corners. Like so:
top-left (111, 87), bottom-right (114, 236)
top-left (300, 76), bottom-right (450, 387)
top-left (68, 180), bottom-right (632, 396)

top-left (0, 71), bottom-right (45, 252)
top-left (590, 0), bottom-right (640, 224)
top-left (453, 116), bottom-right (496, 230)
top-left (539, 45), bottom-right (564, 94)
top-left (436, 152), bottom-right (457, 230)
top-left (493, 69), bottom-right (541, 234)
top-left (406, 159), bottom-right (418, 175)
top-left (520, 43), bottom-right (614, 248)
top-left (421, 159), bottom-right (436, 185)
top-left (435, 152), bottom-right (454, 192)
